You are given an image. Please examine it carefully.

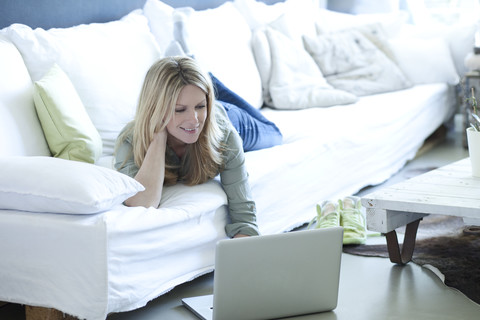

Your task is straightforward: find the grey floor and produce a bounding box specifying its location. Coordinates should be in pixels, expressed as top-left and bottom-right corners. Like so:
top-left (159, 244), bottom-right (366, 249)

top-left (1, 124), bottom-right (478, 320)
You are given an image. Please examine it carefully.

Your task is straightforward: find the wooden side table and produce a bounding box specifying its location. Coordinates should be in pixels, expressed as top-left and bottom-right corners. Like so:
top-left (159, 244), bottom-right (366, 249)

top-left (361, 158), bottom-right (480, 265)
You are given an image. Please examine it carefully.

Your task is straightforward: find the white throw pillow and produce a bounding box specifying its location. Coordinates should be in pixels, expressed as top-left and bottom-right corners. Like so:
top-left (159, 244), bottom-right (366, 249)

top-left (303, 29), bottom-right (412, 96)
top-left (267, 28), bottom-right (357, 109)
top-left (345, 23), bottom-right (398, 63)
top-left (177, 2), bottom-right (263, 108)
top-left (251, 29), bottom-right (273, 106)
top-left (143, 0), bottom-right (175, 53)
top-left (4, 10), bottom-right (162, 156)
top-left (0, 36), bottom-right (50, 157)
top-left (0, 156), bottom-right (145, 214)
top-left (251, 11), bottom-right (319, 108)
top-left (389, 36), bottom-right (460, 85)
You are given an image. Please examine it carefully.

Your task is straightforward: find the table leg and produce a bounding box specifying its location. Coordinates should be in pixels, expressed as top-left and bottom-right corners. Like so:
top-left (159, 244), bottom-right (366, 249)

top-left (385, 218), bottom-right (422, 265)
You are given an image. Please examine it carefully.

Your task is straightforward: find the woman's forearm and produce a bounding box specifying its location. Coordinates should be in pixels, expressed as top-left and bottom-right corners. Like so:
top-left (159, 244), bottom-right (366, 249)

top-left (124, 131), bottom-right (167, 208)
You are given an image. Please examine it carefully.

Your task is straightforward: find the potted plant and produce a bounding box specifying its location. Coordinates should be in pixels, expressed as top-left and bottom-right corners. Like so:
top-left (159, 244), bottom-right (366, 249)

top-left (466, 87), bottom-right (480, 176)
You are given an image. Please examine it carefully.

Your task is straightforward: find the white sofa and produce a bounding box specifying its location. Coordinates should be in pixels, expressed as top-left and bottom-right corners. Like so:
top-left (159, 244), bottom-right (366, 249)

top-left (0, 0), bottom-right (474, 319)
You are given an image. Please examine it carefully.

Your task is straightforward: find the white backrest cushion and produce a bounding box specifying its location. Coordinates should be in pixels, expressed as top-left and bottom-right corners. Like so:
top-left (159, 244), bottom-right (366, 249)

top-left (316, 8), bottom-right (408, 38)
top-left (178, 2), bottom-right (263, 108)
top-left (143, 0), bottom-right (175, 54)
top-left (234, 0), bottom-right (319, 40)
top-left (389, 36), bottom-right (460, 85)
top-left (0, 35), bottom-right (50, 157)
top-left (398, 23), bottom-right (476, 77)
top-left (4, 10), bottom-right (162, 156)
top-left (233, 0), bottom-right (287, 30)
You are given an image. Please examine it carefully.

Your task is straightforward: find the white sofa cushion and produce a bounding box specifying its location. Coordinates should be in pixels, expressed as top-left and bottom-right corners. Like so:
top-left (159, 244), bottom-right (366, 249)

top-left (177, 2), bottom-right (263, 108)
top-left (234, 0), bottom-right (319, 38)
top-left (233, 0), bottom-right (287, 30)
top-left (33, 64), bottom-right (103, 163)
top-left (0, 36), bottom-right (50, 157)
top-left (389, 36), bottom-right (460, 85)
top-left (0, 156), bottom-right (144, 214)
top-left (4, 10), bottom-right (162, 156)
top-left (395, 23), bottom-right (473, 78)
top-left (143, 0), bottom-right (175, 54)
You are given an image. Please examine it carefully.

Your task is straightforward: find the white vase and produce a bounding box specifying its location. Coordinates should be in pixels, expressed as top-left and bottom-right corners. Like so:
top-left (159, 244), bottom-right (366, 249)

top-left (466, 127), bottom-right (480, 177)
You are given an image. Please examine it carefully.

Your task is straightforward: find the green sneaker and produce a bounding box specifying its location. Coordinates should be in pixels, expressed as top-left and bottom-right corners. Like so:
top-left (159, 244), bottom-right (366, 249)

top-left (308, 200), bottom-right (340, 229)
top-left (339, 196), bottom-right (367, 245)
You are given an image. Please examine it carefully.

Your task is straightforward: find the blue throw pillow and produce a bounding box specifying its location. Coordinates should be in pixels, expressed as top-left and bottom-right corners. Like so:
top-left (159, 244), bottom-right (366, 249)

top-left (210, 73), bottom-right (283, 152)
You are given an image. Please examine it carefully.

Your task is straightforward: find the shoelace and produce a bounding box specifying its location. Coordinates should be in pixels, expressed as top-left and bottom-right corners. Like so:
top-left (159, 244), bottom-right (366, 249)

top-left (318, 211), bottom-right (340, 228)
top-left (341, 207), bottom-right (365, 233)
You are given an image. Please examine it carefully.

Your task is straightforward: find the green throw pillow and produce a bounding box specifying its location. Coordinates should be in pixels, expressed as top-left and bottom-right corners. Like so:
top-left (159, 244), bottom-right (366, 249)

top-left (33, 64), bottom-right (102, 163)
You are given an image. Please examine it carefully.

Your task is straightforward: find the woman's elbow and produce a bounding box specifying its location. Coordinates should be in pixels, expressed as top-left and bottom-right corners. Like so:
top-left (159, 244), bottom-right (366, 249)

top-left (123, 193), bottom-right (159, 208)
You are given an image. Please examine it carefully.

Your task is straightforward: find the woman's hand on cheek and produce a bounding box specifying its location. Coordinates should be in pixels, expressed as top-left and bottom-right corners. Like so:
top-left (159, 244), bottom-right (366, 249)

top-left (153, 129), bottom-right (168, 146)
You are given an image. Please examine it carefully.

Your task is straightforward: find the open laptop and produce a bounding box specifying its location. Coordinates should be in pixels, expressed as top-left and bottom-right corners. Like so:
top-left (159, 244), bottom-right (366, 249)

top-left (182, 227), bottom-right (343, 320)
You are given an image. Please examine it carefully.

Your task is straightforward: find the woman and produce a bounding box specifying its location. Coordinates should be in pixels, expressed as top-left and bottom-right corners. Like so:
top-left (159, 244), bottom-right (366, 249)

top-left (114, 56), bottom-right (259, 238)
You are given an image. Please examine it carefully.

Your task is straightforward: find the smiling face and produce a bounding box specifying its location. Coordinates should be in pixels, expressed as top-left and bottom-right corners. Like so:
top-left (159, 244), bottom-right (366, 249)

top-left (166, 84), bottom-right (207, 154)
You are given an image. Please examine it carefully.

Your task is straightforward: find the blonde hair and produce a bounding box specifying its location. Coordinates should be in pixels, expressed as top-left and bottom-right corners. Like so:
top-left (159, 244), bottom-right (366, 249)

top-left (116, 56), bottom-right (225, 185)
